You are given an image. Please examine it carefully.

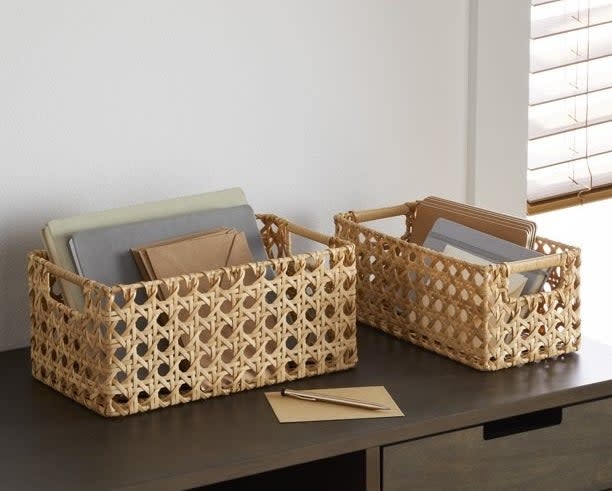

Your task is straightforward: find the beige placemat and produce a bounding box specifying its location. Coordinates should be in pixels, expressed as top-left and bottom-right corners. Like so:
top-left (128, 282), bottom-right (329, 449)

top-left (265, 386), bottom-right (404, 423)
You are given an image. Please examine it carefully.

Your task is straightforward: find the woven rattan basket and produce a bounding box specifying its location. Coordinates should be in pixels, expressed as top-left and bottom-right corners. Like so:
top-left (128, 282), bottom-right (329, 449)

top-left (334, 202), bottom-right (581, 371)
top-left (28, 214), bottom-right (357, 416)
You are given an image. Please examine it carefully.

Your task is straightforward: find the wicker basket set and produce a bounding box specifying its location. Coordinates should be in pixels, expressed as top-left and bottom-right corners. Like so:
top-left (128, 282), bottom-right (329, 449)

top-left (28, 203), bottom-right (581, 416)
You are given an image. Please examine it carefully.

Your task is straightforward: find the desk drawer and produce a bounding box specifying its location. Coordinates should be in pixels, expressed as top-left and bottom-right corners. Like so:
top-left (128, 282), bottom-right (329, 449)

top-left (383, 397), bottom-right (612, 491)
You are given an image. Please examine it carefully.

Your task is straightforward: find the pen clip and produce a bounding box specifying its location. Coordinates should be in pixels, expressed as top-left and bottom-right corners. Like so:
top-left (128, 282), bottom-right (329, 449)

top-left (290, 392), bottom-right (317, 401)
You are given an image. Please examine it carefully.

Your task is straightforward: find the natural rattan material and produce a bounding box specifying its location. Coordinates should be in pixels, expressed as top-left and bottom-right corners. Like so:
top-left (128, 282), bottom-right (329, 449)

top-left (28, 215), bottom-right (357, 417)
top-left (334, 203), bottom-right (581, 371)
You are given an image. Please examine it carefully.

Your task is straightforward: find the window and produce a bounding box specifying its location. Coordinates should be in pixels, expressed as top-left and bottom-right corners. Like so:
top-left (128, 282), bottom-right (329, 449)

top-left (530, 1), bottom-right (612, 346)
top-left (528, 0), bottom-right (612, 214)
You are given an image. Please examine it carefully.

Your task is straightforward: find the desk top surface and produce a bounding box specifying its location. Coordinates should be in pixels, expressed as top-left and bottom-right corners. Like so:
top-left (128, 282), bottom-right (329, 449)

top-left (2, 325), bottom-right (612, 491)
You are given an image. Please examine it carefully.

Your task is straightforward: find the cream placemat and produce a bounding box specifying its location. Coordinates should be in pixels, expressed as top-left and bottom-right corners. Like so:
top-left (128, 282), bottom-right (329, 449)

top-left (265, 386), bottom-right (404, 423)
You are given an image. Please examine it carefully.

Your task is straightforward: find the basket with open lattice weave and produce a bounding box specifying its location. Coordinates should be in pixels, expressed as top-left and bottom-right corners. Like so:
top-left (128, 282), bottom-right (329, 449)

top-left (334, 202), bottom-right (581, 371)
top-left (28, 214), bottom-right (357, 416)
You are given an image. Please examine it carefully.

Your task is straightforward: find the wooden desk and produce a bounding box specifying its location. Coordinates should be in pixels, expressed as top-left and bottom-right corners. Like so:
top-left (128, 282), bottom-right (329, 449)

top-left (2, 325), bottom-right (611, 491)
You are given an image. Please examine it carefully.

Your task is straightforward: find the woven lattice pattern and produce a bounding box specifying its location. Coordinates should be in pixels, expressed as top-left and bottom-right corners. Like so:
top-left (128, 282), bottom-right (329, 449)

top-left (28, 215), bottom-right (357, 416)
top-left (335, 204), bottom-right (581, 371)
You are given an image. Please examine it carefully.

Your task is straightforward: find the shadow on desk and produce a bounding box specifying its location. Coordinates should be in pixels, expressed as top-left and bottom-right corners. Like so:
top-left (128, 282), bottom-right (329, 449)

top-left (190, 451), bottom-right (365, 491)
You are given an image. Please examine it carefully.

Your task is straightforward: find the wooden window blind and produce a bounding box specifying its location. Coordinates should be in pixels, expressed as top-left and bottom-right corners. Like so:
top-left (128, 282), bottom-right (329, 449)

top-left (528, 0), bottom-right (612, 214)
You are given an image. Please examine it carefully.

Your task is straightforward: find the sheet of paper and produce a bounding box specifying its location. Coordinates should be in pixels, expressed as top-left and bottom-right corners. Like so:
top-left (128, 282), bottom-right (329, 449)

top-left (265, 386), bottom-right (404, 423)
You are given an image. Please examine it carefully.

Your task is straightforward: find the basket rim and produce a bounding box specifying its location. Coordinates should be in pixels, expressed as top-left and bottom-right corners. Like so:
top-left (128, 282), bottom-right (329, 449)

top-left (334, 210), bottom-right (581, 303)
top-left (29, 213), bottom-right (356, 293)
top-left (333, 210), bottom-right (580, 270)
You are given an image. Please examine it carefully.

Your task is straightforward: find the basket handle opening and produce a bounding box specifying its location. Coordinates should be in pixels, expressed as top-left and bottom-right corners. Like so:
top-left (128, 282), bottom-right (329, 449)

top-left (497, 252), bottom-right (570, 299)
top-left (504, 254), bottom-right (564, 275)
top-left (284, 220), bottom-right (334, 247)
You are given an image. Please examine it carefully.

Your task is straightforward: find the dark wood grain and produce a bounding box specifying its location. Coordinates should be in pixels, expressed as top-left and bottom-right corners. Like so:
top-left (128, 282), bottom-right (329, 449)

top-left (190, 451), bottom-right (365, 491)
top-left (366, 447), bottom-right (381, 491)
top-left (1, 325), bottom-right (612, 491)
top-left (383, 397), bottom-right (612, 491)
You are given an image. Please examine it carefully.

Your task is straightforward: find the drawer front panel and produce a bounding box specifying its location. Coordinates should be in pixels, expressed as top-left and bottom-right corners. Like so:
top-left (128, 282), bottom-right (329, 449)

top-left (383, 397), bottom-right (612, 491)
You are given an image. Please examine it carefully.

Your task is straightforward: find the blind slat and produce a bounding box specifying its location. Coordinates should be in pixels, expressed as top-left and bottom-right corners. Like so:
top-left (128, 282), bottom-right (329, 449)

top-left (530, 82), bottom-right (612, 107)
top-left (529, 86), bottom-right (612, 139)
top-left (531, 3), bottom-right (612, 39)
top-left (527, 152), bottom-right (612, 202)
top-left (532, 0), bottom-right (562, 7)
top-left (528, 120), bottom-right (612, 169)
top-left (529, 148), bottom-right (612, 171)
top-left (530, 55), bottom-right (612, 104)
top-left (530, 22), bottom-right (612, 73)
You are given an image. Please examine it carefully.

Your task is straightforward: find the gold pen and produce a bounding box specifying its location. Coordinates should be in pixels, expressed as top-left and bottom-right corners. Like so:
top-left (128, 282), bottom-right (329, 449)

top-left (280, 388), bottom-right (390, 411)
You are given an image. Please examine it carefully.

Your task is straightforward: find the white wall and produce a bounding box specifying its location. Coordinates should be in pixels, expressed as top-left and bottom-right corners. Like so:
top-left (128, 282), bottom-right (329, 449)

top-left (0, 1), bottom-right (529, 351)
top-left (467, 0), bottom-right (530, 217)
